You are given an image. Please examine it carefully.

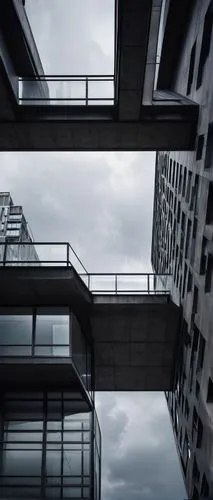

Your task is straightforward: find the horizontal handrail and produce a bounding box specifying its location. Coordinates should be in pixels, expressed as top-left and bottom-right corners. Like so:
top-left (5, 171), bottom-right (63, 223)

top-left (18, 75), bottom-right (115, 106)
top-left (19, 75), bottom-right (114, 79)
top-left (0, 242), bottom-right (171, 294)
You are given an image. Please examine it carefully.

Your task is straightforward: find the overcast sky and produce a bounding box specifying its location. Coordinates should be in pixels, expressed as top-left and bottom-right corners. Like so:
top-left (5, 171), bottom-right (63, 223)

top-left (0, 1), bottom-right (186, 499)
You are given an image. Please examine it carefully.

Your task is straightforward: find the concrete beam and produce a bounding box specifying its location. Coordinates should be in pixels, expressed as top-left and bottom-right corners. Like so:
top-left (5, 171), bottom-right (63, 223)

top-left (0, 111), bottom-right (198, 151)
top-left (115, 0), bottom-right (152, 119)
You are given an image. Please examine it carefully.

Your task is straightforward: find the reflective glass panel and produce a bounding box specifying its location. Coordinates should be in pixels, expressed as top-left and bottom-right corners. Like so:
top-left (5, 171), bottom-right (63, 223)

top-left (0, 315), bottom-right (32, 355)
top-left (35, 313), bottom-right (69, 356)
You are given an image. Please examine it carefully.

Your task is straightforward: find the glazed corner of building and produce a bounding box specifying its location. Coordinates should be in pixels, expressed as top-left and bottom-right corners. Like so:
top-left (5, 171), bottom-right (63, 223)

top-left (151, 0), bottom-right (213, 498)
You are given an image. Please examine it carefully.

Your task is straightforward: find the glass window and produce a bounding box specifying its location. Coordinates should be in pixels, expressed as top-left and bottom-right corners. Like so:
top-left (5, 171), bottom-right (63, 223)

top-left (0, 486), bottom-right (41, 498)
top-left (46, 451), bottom-right (61, 476)
top-left (72, 315), bottom-right (88, 383)
top-left (6, 229), bottom-right (20, 237)
top-left (83, 450), bottom-right (90, 475)
top-left (35, 312), bottom-right (69, 356)
top-left (63, 487), bottom-right (82, 498)
top-left (7, 222), bottom-right (22, 229)
top-left (4, 431), bottom-right (42, 442)
top-left (45, 487), bottom-right (61, 498)
top-left (4, 400), bottom-right (44, 421)
top-left (2, 449), bottom-right (42, 476)
top-left (5, 421), bottom-right (43, 431)
top-left (63, 450), bottom-right (81, 476)
top-left (0, 314), bottom-right (32, 347)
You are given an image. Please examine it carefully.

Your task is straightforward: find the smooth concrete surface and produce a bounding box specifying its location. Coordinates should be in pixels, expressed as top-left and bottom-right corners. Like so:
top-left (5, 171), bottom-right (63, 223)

top-left (92, 295), bottom-right (180, 390)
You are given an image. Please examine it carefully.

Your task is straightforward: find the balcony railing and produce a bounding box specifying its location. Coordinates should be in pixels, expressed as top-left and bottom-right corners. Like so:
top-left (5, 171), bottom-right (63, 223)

top-left (19, 75), bottom-right (115, 106)
top-left (0, 242), bottom-right (171, 295)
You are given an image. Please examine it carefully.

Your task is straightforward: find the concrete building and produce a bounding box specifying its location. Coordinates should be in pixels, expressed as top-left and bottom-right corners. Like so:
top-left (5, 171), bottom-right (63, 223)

top-left (0, 203), bottom-right (180, 500)
top-left (0, 191), bottom-right (39, 264)
top-left (1, 0), bottom-right (213, 499)
top-left (151, 0), bottom-right (213, 498)
top-left (0, 195), bottom-right (101, 500)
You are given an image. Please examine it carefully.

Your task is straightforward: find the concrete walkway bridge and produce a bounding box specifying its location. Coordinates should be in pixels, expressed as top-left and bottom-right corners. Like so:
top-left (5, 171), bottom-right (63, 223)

top-left (0, 242), bottom-right (181, 392)
top-left (0, 0), bottom-right (198, 151)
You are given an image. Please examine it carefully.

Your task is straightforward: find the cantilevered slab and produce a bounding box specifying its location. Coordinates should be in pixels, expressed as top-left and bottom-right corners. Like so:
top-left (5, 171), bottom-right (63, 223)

top-left (91, 295), bottom-right (180, 391)
top-left (0, 357), bottom-right (88, 398)
top-left (0, 266), bottom-right (91, 306)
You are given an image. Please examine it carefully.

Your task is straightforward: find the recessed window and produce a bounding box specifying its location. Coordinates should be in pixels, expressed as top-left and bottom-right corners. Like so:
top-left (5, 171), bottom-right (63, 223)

top-left (207, 377), bottom-right (213, 402)
top-left (200, 237), bottom-right (207, 275)
top-left (187, 41), bottom-right (196, 95)
top-left (196, 380), bottom-right (200, 399)
top-left (186, 172), bottom-right (192, 203)
top-left (205, 255), bottom-right (213, 292)
top-left (206, 182), bottom-right (213, 224)
top-left (197, 2), bottom-right (213, 89)
top-left (192, 285), bottom-right (198, 315)
top-left (201, 474), bottom-right (209, 497)
top-left (197, 417), bottom-right (203, 448)
top-left (196, 134), bottom-right (204, 160)
top-left (197, 333), bottom-right (205, 371)
top-left (187, 270), bottom-right (192, 292)
top-left (192, 457), bottom-right (200, 483)
top-left (205, 122), bottom-right (213, 168)
top-left (192, 325), bottom-right (199, 352)
top-left (182, 167), bottom-right (187, 197)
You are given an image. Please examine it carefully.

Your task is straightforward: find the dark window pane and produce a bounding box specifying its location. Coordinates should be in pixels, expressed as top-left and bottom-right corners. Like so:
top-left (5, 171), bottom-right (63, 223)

top-left (35, 315), bottom-right (69, 346)
top-left (2, 449), bottom-right (42, 476)
top-left (0, 315), bottom-right (32, 345)
top-left (46, 451), bottom-right (61, 476)
top-left (63, 450), bottom-right (81, 476)
top-left (0, 486), bottom-right (41, 498)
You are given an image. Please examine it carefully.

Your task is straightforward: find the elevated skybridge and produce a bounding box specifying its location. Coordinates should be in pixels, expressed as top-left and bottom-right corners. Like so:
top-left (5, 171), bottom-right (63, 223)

top-left (0, 0), bottom-right (198, 150)
top-left (0, 241), bottom-right (180, 391)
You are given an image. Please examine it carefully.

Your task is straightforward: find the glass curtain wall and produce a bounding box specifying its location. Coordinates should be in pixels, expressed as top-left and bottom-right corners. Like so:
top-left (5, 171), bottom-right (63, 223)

top-left (0, 392), bottom-right (100, 499)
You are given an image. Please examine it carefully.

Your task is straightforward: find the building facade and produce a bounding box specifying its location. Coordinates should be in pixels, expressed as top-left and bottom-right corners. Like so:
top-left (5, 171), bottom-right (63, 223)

top-left (0, 194), bottom-right (101, 500)
top-left (152, 0), bottom-right (213, 498)
top-left (0, 192), bottom-right (39, 264)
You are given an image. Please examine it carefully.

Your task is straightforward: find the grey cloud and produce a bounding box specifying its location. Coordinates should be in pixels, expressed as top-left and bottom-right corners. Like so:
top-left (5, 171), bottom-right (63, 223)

top-left (0, 152), bottom-right (155, 272)
top-left (96, 393), bottom-right (186, 500)
top-left (25, 0), bottom-right (114, 74)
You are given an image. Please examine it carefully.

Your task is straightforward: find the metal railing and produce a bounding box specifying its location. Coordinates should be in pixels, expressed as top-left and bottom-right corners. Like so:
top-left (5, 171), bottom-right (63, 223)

top-left (80, 273), bottom-right (171, 294)
top-left (0, 242), bottom-right (171, 295)
top-left (19, 75), bottom-right (115, 106)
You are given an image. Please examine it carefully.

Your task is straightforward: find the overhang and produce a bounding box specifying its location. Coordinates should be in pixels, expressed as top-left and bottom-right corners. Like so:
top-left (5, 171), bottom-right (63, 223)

top-left (0, 266), bottom-right (180, 391)
top-left (92, 294), bottom-right (180, 391)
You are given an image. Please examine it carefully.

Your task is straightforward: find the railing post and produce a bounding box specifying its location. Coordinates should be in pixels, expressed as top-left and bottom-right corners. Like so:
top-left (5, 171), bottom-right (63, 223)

top-left (115, 275), bottom-right (118, 295)
top-left (88, 274), bottom-right (91, 290)
top-left (66, 243), bottom-right (69, 267)
top-left (147, 274), bottom-right (150, 295)
top-left (85, 78), bottom-right (89, 106)
top-left (3, 242), bottom-right (7, 267)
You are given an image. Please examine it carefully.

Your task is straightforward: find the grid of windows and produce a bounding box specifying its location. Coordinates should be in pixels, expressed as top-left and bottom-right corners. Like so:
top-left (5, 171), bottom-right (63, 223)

top-left (0, 392), bottom-right (101, 499)
top-left (152, 149), bottom-right (213, 496)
